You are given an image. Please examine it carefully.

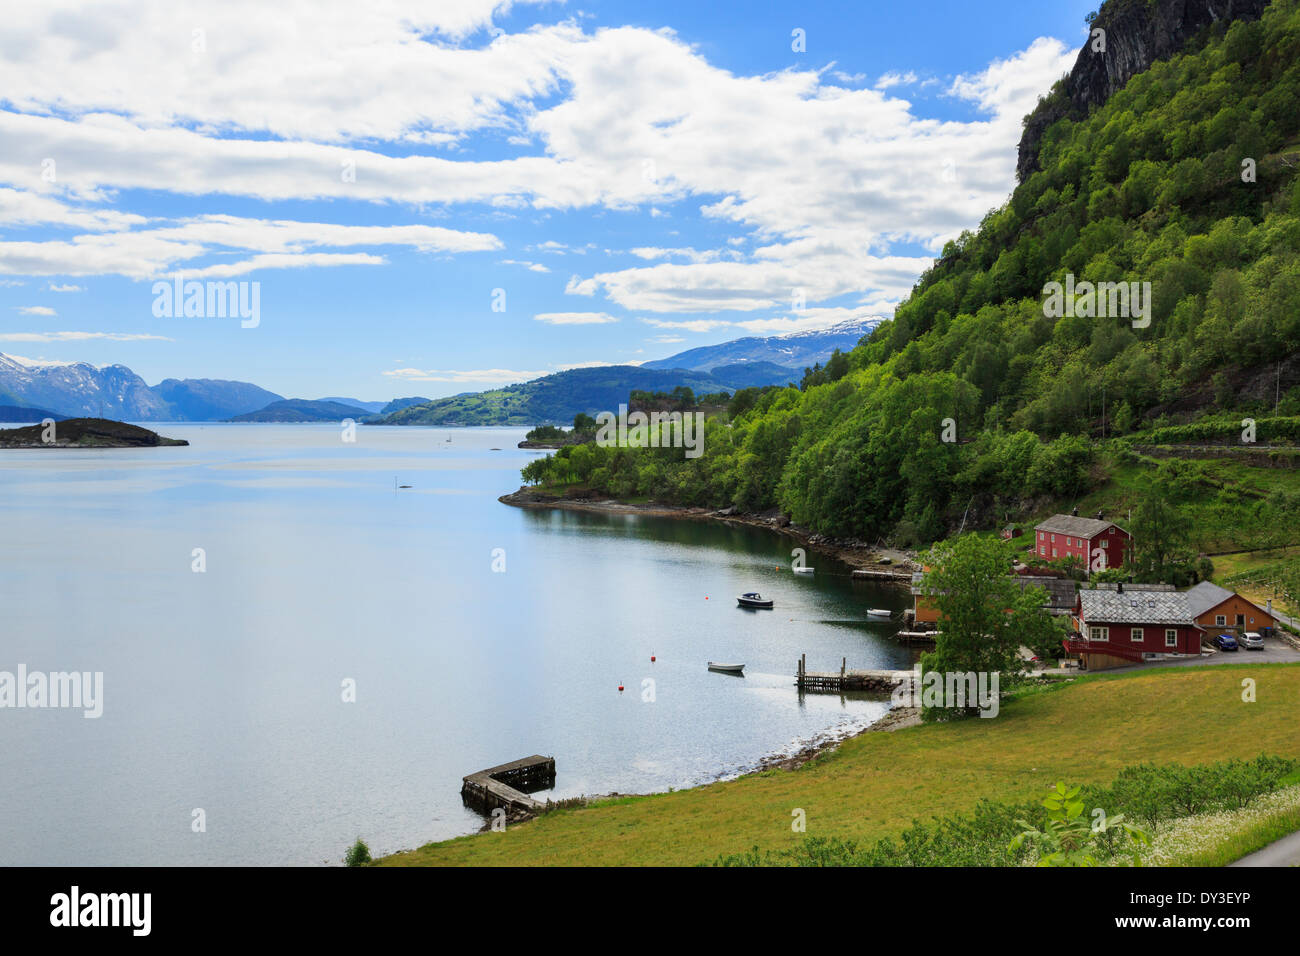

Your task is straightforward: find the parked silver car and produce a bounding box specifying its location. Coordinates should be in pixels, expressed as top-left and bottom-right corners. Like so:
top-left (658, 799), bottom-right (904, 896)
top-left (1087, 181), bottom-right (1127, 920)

top-left (1240, 631), bottom-right (1265, 650)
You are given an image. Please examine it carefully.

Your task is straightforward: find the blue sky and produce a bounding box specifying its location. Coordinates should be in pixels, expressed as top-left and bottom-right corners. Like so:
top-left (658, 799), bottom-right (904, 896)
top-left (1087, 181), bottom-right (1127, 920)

top-left (0, 0), bottom-right (1095, 401)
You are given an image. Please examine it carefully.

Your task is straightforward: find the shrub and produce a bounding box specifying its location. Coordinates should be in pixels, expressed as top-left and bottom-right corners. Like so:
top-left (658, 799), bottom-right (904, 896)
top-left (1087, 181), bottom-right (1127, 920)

top-left (343, 837), bottom-right (372, 867)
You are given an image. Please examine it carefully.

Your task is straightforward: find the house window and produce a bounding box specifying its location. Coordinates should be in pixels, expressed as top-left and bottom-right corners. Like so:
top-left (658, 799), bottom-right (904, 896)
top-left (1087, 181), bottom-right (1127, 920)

top-left (1052, 548), bottom-right (1057, 557)
top-left (1131, 628), bottom-right (1143, 642)
top-left (1100, 539), bottom-right (1108, 548)
top-left (1040, 546), bottom-right (1047, 556)
top-left (1165, 629), bottom-right (1178, 648)
top-left (1089, 626), bottom-right (1108, 642)
top-left (1215, 615), bottom-right (1226, 626)
top-left (1066, 537), bottom-right (1072, 546)
top-left (1236, 614), bottom-right (1245, 627)
top-left (1050, 534), bottom-right (1056, 543)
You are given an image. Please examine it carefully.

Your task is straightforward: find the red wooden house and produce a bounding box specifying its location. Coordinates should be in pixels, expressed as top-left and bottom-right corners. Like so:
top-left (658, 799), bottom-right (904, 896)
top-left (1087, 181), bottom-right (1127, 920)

top-left (1064, 583), bottom-right (1204, 669)
top-left (1034, 513), bottom-right (1130, 572)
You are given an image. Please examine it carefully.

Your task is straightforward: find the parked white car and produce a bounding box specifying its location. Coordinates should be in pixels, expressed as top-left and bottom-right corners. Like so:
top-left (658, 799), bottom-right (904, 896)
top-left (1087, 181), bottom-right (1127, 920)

top-left (1240, 631), bottom-right (1265, 650)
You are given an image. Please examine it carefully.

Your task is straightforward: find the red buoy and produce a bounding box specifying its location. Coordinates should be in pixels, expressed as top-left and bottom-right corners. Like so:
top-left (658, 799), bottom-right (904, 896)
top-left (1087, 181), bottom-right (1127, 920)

top-left (651, 655), bottom-right (656, 663)
top-left (618, 683), bottom-right (624, 692)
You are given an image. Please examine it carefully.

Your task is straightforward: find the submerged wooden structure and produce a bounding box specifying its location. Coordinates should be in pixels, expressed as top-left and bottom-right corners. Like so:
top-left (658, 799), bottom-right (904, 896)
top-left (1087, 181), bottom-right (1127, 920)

top-left (794, 654), bottom-right (914, 693)
top-left (461, 755), bottom-right (556, 816)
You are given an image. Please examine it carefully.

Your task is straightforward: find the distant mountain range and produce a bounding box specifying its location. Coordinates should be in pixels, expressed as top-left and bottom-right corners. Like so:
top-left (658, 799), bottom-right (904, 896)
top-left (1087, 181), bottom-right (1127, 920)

top-left (376, 363), bottom-right (799, 426)
top-left (0, 353), bottom-right (283, 421)
top-left (229, 399), bottom-right (379, 423)
top-left (153, 378), bottom-right (285, 420)
top-left (376, 323), bottom-right (874, 426)
top-left (0, 319), bottom-right (871, 425)
top-left (641, 318), bottom-right (881, 372)
top-left (316, 397), bottom-right (389, 414)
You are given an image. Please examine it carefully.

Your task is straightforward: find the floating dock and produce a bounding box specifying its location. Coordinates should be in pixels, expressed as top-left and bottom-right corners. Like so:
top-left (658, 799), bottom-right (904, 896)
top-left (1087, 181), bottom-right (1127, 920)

top-left (795, 654), bottom-right (914, 693)
top-left (461, 755), bottom-right (556, 816)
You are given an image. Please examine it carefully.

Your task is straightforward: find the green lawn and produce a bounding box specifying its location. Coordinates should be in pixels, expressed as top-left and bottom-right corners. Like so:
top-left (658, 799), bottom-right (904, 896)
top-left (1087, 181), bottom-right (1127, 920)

top-left (377, 663), bottom-right (1300, 866)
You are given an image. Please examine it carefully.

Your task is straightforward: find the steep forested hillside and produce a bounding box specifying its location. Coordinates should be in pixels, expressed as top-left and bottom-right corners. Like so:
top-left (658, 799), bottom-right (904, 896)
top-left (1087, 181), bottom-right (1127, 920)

top-left (521, 0), bottom-right (1300, 547)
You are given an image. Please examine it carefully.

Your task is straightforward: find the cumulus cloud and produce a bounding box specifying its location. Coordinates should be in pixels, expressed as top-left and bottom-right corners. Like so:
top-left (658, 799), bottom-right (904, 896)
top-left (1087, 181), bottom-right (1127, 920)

top-left (0, 4), bottom-right (1077, 325)
top-left (0, 214), bottom-right (501, 278)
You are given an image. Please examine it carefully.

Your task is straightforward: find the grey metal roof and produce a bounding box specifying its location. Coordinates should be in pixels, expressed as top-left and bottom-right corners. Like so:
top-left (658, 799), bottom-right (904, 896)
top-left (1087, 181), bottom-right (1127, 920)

top-left (1013, 576), bottom-right (1078, 612)
top-left (1079, 587), bottom-right (1199, 626)
top-left (1034, 514), bottom-right (1123, 539)
top-left (1183, 580), bottom-right (1236, 618)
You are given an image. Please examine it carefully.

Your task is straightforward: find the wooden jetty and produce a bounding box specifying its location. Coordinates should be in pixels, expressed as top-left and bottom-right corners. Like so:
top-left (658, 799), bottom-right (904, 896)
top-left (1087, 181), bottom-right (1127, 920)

top-left (851, 567), bottom-right (912, 582)
top-left (461, 755), bottom-right (556, 816)
top-left (895, 629), bottom-right (939, 645)
top-left (795, 654), bottom-right (914, 693)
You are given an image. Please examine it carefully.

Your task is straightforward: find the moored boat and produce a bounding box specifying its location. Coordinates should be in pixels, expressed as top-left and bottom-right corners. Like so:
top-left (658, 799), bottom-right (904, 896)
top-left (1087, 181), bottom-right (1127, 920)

top-left (736, 592), bottom-right (774, 609)
top-left (707, 662), bottom-right (745, 674)
top-left (865, 608), bottom-right (893, 619)
top-left (793, 566), bottom-right (815, 574)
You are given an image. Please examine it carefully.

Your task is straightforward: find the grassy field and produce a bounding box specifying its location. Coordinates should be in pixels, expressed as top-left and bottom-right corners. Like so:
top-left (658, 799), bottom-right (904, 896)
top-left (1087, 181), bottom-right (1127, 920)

top-left (377, 663), bottom-right (1300, 866)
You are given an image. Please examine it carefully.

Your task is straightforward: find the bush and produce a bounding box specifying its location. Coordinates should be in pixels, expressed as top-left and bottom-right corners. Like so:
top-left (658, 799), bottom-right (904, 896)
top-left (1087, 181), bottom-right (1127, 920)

top-left (343, 837), bottom-right (372, 867)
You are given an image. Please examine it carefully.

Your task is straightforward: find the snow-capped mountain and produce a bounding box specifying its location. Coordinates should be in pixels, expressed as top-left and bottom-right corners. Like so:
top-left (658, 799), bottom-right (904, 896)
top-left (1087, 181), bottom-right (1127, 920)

top-left (0, 353), bottom-right (171, 419)
top-left (0, 353), bottom-right (281, 420)
top-left (640, 317), bottom-right (883, 373)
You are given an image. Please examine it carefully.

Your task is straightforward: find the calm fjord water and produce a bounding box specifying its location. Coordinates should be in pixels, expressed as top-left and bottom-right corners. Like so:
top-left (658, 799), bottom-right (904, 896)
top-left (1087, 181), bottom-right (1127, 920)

top-left (0, 425), bottom-right (912, 865)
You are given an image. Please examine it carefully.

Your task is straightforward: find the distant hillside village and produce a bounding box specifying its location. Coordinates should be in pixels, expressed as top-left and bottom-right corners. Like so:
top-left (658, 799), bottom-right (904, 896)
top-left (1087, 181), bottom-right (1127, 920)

top-left (912, 511), bottom-right (1290, 671)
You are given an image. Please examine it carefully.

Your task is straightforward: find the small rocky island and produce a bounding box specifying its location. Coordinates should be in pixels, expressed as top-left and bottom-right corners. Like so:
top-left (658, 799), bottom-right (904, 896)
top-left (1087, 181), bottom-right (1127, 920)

top-left (0, 418), bottom-right (189, 448)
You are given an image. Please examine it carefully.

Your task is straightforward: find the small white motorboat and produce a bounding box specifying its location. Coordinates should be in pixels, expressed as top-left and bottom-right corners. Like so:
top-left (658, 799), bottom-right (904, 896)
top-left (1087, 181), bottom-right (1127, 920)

top-left (793, 566), bottom-right (815, 574)
top-left (865, 608), bottom-right (893, 619)
top-left (708, 662), bottom-right (745, 674)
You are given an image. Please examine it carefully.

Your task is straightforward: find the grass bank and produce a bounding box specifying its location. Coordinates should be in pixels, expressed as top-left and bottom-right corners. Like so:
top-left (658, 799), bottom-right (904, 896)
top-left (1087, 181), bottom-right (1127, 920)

top-left (377, 662), bottom-right (1300, 866)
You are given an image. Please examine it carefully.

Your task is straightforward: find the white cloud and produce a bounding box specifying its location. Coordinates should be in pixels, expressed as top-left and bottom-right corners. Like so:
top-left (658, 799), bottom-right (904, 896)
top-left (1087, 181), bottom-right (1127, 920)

top-left (382, 366), bottom-right (550, 383)
top-left (949, 37), bottom-right (1072, 118)
top-left (0, 331), bottom-right (172, 342)
top-left (533, 311), bottom-right (618, 325)
top-left (874, 71), bottom-right (918, 90)
top-left (0, 7), bottom-right (1076, 320)
top-left (47, 283), bottom-right (82, 292)
top-left (0, 215), bottom-right (501, 278)
top-left (555, 359), bottom-right (640, 370)
top-left (16, 305), bottom-right (56, 315)
top-left (0, 2), bottom-right (563, 144)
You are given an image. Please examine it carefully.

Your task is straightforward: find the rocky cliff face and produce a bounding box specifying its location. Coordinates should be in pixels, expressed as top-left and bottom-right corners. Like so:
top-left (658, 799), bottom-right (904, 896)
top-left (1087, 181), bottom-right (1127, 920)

top-left (1017, 0), bottom-right (1271, 182)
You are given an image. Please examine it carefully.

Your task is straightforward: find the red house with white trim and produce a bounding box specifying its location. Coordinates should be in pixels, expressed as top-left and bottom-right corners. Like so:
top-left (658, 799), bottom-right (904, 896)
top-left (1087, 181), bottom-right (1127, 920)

top-left (1064, 583), bottom-right (1204, 669)
top-left (1034, 513), bottom-right (1130, 572)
